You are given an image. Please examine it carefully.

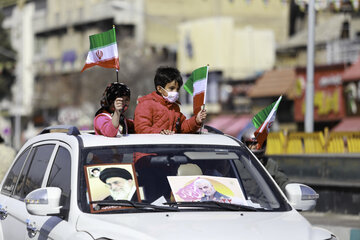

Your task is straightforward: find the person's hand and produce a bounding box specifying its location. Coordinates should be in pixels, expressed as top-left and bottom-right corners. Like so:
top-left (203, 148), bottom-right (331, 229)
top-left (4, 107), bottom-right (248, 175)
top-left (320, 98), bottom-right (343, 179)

top-left (160, 129), bottom-right (175, 135)
top-left (196, 109), bottom-right (207, 124)
top-left (114, 97), bottom-right (124, 113)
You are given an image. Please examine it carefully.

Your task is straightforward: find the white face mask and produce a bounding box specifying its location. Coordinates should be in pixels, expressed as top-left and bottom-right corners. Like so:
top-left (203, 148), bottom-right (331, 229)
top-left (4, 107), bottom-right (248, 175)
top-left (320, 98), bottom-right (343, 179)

top-left (161, 87), bottom-right (179, 103)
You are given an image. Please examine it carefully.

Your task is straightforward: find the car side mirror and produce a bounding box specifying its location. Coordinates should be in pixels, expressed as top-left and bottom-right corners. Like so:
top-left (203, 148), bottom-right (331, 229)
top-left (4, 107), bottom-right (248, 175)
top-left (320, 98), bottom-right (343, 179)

top-left (24, 187), bottom-right (62, 216)
top-left (285, 183), bottom-right (319, 211)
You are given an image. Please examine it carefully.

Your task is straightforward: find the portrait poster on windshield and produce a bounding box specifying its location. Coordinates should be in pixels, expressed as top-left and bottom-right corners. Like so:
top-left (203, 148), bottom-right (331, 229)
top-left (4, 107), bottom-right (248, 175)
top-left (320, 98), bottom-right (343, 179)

top-left (84, 163), bottom-right (140, 213)
top-left (167, 175), bottom-right (246, 205)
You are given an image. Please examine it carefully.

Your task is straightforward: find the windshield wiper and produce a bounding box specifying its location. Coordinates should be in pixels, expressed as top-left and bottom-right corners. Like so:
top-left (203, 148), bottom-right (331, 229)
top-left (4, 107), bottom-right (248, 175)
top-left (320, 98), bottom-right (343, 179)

top-left (164, 201), bottom-right (259, 211)
top-left (91, 200), bottom-right (179, 212)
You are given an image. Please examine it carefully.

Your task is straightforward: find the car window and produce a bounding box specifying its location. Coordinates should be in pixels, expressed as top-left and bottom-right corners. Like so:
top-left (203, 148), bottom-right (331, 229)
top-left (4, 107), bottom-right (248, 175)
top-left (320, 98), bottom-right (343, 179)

top-left (14, 144), bottom-right (55, 199)
top-left (81, 145), bottom-right (288, 213)
top-left (47, 146), bottom-right (71, 218)
top-left (1, 148), bottom-right (30, 195)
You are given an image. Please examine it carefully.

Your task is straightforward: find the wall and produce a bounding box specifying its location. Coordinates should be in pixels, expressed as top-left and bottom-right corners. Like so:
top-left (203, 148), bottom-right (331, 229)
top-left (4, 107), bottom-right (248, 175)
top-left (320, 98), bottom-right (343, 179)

top-left (145, 0), bottom-right (289, 47)
top-left (177, 17), bottom-right (275, 79)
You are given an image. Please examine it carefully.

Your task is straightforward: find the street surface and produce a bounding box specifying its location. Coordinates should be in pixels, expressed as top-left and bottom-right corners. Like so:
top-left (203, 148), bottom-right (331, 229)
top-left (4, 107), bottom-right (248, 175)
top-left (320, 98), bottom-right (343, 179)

top-left (301, 212), bottom-right (360, 240)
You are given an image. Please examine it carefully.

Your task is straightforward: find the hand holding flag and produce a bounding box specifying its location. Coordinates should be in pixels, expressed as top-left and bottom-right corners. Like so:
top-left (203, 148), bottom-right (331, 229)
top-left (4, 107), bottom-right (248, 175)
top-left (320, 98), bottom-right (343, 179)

top-left (252, 96), bottom-right (282, 149)
top-left (81, 28), bottom-right (119, 72)
top-left (184, 65), bottom-right (209, 115)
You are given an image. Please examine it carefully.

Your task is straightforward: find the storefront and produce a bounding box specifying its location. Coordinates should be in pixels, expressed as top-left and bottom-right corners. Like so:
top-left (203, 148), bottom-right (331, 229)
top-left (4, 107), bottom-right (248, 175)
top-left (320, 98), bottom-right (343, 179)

top-left (332, 59), bottom-right (360, 131)
top-left (294, 64), bottom-right (346, 131)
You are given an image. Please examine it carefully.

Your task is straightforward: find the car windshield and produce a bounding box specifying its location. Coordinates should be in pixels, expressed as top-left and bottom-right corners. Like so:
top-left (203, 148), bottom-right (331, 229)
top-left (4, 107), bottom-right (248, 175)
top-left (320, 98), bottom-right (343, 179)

top-left (79, 144), bottom-right (289, 213)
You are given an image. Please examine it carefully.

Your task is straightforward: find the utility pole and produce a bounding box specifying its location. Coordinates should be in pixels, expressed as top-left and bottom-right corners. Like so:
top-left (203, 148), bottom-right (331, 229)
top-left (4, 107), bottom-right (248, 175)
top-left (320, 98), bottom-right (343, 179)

top-left (11, 0), bottom-right (34, 150)
top-left (13, 2), bottom-right (24, 151)
top-left (305, 0), bottom-right (315, 133)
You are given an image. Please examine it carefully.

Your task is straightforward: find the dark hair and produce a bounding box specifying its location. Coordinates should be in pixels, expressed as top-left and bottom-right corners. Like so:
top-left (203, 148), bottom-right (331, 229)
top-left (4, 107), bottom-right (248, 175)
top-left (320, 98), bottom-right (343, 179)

top-left (99, 167), bottom-right (133, 183)
top-left (154, 66), bottom-right (183, 90)
top-left (0, 135), bottom-right (4, 143)
top-left (95, 82), bottom-right (130, 116)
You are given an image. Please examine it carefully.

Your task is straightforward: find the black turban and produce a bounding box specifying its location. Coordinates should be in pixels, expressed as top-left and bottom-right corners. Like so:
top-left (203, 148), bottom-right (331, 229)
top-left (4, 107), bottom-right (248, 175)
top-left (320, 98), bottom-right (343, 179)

top-left (99, 167), bottom-right (133, 183)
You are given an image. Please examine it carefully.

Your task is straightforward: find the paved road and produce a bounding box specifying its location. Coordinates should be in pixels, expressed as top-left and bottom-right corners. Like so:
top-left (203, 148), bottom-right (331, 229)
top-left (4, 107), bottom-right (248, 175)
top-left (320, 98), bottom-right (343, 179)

top-left (301, 212), bottom-right (360, 240)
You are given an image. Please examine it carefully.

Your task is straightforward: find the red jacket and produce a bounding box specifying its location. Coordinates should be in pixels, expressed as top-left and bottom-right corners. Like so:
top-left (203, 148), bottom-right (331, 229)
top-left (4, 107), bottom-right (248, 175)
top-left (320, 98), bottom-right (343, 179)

top-left (134, 91), bottom-right (201, 133)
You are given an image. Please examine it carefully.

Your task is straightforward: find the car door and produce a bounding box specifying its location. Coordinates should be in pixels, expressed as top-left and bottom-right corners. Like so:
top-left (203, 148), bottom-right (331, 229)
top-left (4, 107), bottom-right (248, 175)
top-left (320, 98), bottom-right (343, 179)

top-left (25, 143), bottom-right (75, 240)
top-left (0, 143), bottom-right (56, 240)
top-left (0, 147), bottom-right (31, 240)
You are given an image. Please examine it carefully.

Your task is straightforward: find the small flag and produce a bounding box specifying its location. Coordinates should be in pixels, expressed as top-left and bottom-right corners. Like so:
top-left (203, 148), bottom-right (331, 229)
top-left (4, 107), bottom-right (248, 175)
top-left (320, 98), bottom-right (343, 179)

top-left (252, 96), bottom-right (282, 149)
top-left (81, 28), bottom-right (119, 72)
top-left (184, 66), bottom-right (209, 115)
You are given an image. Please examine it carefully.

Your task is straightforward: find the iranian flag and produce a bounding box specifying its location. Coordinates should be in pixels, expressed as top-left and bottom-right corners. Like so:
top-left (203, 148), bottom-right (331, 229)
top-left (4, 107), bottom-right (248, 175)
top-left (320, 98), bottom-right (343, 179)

top-left (81, 28), bottom-right (119, 72)
top-left (252, 96), bottom-right (282, 149)
top-left (184, 66), bottom-right (209, 115)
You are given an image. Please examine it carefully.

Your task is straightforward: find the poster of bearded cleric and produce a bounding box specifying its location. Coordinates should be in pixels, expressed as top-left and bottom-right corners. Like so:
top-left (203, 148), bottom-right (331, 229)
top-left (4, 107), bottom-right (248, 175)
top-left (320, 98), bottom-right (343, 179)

top-left (167, 175), bottom-right (247, 205)
top-left (85, 164), bottom-right (140, 212)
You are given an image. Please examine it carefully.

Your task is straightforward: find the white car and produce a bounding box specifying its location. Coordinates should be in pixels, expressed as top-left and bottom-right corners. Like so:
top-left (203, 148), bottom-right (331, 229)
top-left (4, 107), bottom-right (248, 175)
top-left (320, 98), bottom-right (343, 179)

top-left (0, 125), bottom-right (337, 240)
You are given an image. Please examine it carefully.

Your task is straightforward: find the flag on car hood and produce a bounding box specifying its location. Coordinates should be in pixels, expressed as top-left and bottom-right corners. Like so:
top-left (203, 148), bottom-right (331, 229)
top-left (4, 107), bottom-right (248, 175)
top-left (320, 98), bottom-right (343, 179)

top-left (252, 96), bottom-right (282, 149)
top-left (184, 66), bottom-right (209, 115)
top-left (81, 28), bottom-right (119, 72)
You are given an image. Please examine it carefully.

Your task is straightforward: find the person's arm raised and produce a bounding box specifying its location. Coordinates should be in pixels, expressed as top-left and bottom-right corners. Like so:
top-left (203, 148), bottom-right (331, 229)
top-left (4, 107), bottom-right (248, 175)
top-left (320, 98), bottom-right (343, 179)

top-left (112, 97), bottom-right (124, 128)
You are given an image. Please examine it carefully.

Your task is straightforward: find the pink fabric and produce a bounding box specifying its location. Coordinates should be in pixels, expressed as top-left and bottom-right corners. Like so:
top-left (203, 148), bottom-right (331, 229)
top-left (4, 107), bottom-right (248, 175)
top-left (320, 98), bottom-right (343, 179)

top-left (94, 113), bottom-right (119, 137)
top-left (207, 115), bottom-right (252, 137)
top-left (223, 115), bottom-right (252, 137)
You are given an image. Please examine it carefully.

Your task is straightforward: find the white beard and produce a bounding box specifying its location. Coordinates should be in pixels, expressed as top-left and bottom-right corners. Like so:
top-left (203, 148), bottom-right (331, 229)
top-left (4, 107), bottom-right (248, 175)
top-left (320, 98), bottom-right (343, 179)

top-left (110, 183), bottom-right (133, 200)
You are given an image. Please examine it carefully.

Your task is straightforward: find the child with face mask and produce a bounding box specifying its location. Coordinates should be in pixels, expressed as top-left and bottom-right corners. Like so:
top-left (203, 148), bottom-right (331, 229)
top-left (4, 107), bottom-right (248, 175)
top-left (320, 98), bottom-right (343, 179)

top-left (134, 66), bottom-right (207, 134)
top-left (94, 82), bottom-right (134, 136)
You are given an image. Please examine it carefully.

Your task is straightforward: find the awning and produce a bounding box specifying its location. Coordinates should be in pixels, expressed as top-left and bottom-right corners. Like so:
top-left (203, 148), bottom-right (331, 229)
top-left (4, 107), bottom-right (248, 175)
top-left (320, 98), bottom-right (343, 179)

top-left (342, 57), bottom-right (360, 82)
top-left (207, 115), bottom-right (252, 137)
top-left (332, 117), bottom-right (360, 132)
top-left (247, 68), bottom-right (297, 99)
top-left (206, 115), bottom-right (236, 130)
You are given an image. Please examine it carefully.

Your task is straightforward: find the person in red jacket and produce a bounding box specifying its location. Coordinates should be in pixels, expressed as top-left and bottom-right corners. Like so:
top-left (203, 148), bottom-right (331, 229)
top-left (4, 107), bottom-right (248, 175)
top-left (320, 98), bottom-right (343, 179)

top-left (94, 82), bottom-right (134, 136)
top-left (134, 66), bottom-right (207, 134)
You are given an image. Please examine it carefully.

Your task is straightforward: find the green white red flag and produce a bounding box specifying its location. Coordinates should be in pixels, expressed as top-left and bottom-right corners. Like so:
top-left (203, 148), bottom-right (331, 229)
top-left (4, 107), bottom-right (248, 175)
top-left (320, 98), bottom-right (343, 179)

top-left (184, 66), bottom-right (209, 115)
top-left (252, 96), bottom-right (282, 149)
top-left (81, 28), bottom-right (119, 72)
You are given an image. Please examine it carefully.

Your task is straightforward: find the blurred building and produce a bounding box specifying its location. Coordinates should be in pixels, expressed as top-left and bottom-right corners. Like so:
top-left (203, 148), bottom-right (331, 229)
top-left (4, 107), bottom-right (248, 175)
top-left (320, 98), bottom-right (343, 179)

top-left (0, 0), bottom-right (292, 143)
top-left (146, 0), bottom-right (289, 119)
top-left (2, 0), bottom-right (360, 144)
top-left (144, 0), bottom-right (289, 47)
top-left (177, 17), bottom-right (276, 117)
top-left (334, 57), bottom-right (360, 131)
top-left (0, 0), bottom-right (146, 147)
top-left (277, 13), bottom-right (360, 67)
top-left (272, 1), bottom-right (360, 132)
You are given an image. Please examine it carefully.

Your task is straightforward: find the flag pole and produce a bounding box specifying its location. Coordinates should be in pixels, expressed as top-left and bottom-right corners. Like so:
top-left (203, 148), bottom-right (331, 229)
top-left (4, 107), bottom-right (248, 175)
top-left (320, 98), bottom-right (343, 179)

top-left (199, 104), bottom-right (205, 134)
top-left (200, 64), bottom-right (209, 134)
top-left (113, 25), bottom-right (119, 83)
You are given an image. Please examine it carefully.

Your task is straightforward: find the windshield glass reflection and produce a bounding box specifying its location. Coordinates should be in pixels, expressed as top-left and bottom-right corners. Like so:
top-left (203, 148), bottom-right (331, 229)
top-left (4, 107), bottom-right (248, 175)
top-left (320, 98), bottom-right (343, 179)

top-left (81, 145), bottom-right (286, 213)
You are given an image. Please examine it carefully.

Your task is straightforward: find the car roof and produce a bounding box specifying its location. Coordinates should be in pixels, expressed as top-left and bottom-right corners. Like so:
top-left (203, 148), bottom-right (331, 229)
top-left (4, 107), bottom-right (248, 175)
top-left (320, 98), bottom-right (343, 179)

top-left (27, 126), bottom-right (241, 149)
top-left (78, 133), bottom-right (241, 148)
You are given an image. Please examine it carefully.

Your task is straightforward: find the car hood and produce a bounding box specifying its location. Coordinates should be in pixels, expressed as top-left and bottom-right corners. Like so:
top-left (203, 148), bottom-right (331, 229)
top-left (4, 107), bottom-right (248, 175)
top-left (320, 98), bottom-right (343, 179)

top-left (76, 209), bottom-right (332, 240)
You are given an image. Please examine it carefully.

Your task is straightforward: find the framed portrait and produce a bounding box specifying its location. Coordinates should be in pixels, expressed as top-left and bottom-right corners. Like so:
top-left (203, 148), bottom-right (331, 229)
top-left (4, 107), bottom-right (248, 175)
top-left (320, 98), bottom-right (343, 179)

top-left (84, 163), bottom-right (141, 213)
top-left (167, 175), bottom-right (246, 205)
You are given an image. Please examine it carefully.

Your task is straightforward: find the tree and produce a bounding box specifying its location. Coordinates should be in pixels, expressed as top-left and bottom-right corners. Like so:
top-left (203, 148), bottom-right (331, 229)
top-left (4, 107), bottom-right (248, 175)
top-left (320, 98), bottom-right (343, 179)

top-left (0, 13), bottom-right (16, 101)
